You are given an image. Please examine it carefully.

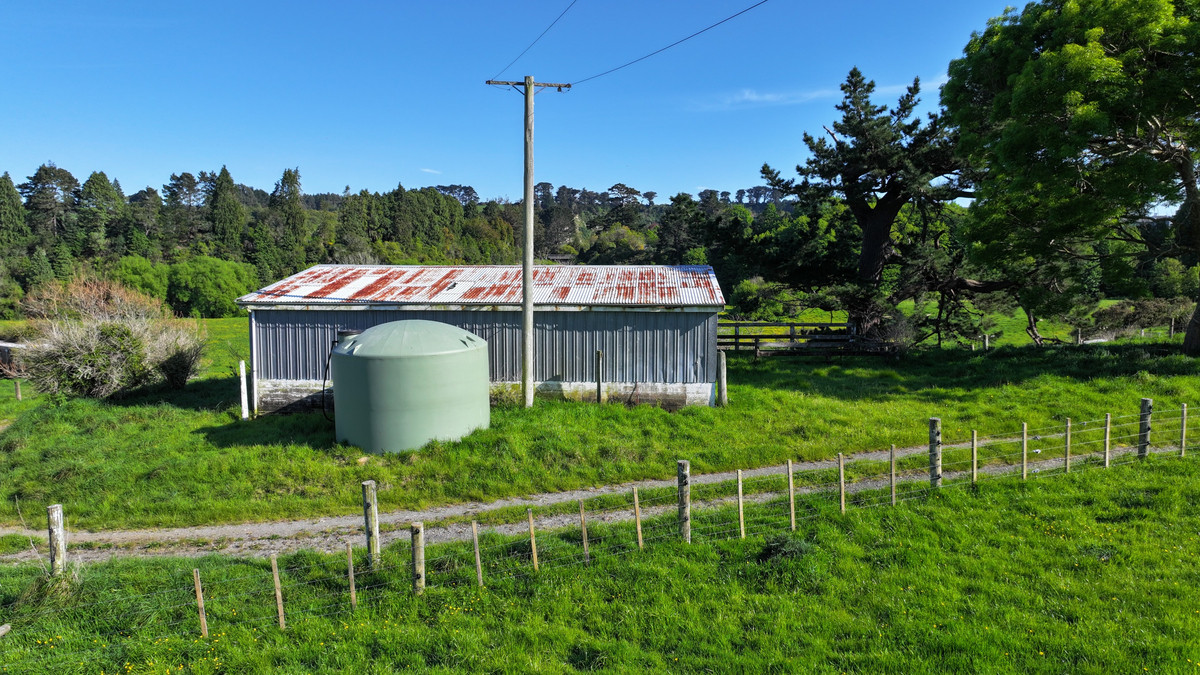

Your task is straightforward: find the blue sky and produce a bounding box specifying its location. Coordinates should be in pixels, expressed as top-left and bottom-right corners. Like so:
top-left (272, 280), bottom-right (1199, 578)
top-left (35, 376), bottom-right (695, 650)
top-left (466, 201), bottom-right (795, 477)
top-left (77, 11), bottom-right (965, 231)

top-left (1, 1), bottom-right (1008, 202)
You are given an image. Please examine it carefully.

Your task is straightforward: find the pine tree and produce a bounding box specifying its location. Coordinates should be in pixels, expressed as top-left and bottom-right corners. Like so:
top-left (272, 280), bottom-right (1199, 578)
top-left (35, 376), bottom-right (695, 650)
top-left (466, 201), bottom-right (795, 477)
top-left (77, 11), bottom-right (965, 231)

top-left (79, 171), bottom-right (124, 256)
top-left (18, 163), bottom-right (80, 250)
top-left (23, 248), bottom-right (54, 290)
top-left (0, 173), bottom-right (30, 255)
top-left (269, 168), bottom-right (306, 273)
top-left (207, 166), bottom-right (247, 261)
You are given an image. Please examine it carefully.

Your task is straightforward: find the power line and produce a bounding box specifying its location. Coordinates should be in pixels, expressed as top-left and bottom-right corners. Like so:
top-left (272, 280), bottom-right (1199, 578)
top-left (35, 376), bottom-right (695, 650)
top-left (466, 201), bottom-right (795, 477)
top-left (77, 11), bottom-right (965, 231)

top-left (572, 0), bottom-right (773, 86)
top-left (491, 0), bottom-right (581, 81)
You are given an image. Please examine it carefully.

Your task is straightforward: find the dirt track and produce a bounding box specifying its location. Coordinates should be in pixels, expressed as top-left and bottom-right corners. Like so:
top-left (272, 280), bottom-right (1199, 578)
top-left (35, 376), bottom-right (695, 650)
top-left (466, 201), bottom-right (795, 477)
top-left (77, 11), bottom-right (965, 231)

top-left (0, 437), bottom-right (1165, 564)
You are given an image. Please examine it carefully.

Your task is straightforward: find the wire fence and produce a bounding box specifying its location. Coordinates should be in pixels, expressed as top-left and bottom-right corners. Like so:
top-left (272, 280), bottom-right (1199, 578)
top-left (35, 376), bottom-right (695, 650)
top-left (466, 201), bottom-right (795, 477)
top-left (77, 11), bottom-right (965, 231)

top-left (0, 401), bottom-right (1193, 672)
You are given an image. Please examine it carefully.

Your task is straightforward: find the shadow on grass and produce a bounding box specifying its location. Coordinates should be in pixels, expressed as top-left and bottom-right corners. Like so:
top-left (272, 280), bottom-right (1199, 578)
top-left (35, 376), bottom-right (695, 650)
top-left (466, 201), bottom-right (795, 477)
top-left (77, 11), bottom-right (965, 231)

top-left (198, 410), bottom-right (336, 449)
top-left (730, 342), bottom-right (1195, 403)
top-left (99, 375), bottom-right (340, 450)
top-left (103, 376), bottom-right (245, 412)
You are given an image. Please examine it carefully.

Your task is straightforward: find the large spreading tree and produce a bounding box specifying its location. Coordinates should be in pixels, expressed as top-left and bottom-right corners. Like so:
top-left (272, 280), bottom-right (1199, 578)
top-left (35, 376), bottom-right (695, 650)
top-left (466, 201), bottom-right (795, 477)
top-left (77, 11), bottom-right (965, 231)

top-left (943, 0), bottom-right (1200, 351)
top-left (762, 68), bottom-right (975, 335)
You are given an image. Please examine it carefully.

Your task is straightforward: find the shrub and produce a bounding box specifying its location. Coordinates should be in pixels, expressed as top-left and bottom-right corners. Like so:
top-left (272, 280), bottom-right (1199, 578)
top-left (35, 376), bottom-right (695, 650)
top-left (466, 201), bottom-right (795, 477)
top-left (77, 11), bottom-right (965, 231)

top-left (728, 277), bottom-right (803, 321)
top-left (18, 278), bottom-right (205, 398)
top-left (22, 321), bottom-right (147, 398)
top-left (166, 256), bottom-right (258, 318)
top-left (1093, 298), bottom-right (1196, 336)
top-left (147, 320), bottom-right (207, 389)
top-left (109, 255), bottom-right (170, 301)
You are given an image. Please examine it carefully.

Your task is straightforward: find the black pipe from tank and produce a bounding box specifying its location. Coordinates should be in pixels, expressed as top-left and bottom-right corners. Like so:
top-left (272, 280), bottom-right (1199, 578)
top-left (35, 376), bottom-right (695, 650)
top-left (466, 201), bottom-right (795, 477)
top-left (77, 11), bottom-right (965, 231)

top-left (322, 329), bottom-right (362, 422)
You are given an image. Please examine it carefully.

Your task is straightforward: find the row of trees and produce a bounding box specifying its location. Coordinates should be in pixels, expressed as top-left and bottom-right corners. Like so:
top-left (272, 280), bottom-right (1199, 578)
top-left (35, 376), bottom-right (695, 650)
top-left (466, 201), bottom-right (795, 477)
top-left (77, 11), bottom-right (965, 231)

top-left (0, 159), bottom-right (782, 318)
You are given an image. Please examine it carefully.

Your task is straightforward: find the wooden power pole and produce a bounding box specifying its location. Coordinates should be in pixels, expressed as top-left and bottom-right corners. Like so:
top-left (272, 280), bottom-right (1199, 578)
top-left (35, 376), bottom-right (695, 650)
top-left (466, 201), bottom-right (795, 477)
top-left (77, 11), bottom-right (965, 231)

top-left (485, 76), bottom-right (571, 408)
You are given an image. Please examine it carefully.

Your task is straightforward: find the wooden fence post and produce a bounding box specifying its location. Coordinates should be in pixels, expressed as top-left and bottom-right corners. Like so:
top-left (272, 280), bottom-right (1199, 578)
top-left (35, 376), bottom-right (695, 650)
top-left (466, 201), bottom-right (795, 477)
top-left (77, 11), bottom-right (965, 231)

top-left (13, 380), bottom-right (19, 401)
top-left (929, 418), bottom-right (942, 488)
top-left (632, 488), bottom-right (643, 550)
top-left (1104, 413), bottom-right (1112, 467)
top-left (471, 521), bottom-right (483, 588)
top-left (411, 522), bottom-right (425, 595)
top-left (527, 509), bottom-right (539, 571)
top-left (595, 350), bottom-right (603, 404)
top-left (1022, 422), bottom-right (1028, 480)
top-left (239, 360), bottom-right (249, 420)
top-left (677, 460), bottom-right (691, 543)
top-left (984, 334), bottom-right (989, 351)
top-left (345, 543), bottom-right (357, 611)
top-left (717, 351), bottom-right (728, 407)
top-left (362, 480), bottom-right (381, 568)
top-left (1181, 403), bottom-right (1188, 458)
top-left (193, 569), bottom-right (208, 638)
top-left (971, 430), bottom-right (978, 485)
top-left (786, 459), bottom-right (796, 531)
top-left (579, 500), bottom-right (590, 564)
top-left (889, 445), bottom-right (896, 506)
top-left (270, 554), bottom-right (285, 630)
top-left (1139, 398), bottom-right (1153, 458)
top-left (1064, 418), bottom-right (1071, 473)
top-left (736, 470), bottom-right (745, 539)
top-left (47, 504), bottom-right (65, 577)
top-left (838, 453), bottom-right (846, 514)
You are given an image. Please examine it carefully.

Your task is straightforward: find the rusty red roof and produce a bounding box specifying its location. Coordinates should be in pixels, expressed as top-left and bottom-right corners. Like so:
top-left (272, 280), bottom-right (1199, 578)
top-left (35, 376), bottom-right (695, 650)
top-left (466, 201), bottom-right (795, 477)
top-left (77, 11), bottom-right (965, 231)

top-left (237, 265), bottom-right (725, 308)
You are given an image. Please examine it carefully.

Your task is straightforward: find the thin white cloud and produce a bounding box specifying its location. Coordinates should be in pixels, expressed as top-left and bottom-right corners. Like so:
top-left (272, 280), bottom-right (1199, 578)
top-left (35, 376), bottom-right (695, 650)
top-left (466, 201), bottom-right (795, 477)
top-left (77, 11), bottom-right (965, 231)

top-left (420, 168), bottom-right (442, 174)
top-left (694, 87), bottom-right (838, 112)
top-left (700, 73), bottom-right (951, 112)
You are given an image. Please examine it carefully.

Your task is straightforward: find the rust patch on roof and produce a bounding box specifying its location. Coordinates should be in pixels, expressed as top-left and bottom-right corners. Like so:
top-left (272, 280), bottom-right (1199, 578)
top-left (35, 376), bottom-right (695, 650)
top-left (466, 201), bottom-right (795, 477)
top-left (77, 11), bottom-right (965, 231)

top-left (350, 268), bottom-right (410, 301)
top-left (238, 264), bottom-right (725, 307)
top-left (311, 267), bottom-right (365, 299)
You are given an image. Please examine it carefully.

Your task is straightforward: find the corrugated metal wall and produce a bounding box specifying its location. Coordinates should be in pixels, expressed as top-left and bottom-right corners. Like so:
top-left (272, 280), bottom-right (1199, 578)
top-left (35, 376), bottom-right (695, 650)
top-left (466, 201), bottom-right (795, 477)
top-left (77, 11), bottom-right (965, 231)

top-left (253, 309), bottom-right (717, 384)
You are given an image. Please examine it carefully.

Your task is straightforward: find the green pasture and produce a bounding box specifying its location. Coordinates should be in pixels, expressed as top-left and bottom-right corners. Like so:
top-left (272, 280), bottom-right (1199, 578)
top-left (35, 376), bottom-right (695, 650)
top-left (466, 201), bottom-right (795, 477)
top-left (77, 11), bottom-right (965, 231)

top-left (0, 456), bottom-right (1196, 673)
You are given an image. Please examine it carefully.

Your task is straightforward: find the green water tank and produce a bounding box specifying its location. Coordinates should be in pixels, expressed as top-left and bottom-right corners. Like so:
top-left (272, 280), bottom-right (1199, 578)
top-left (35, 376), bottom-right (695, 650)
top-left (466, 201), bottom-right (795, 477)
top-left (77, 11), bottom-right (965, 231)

top-left (331, 320), bottom-right (490, 453)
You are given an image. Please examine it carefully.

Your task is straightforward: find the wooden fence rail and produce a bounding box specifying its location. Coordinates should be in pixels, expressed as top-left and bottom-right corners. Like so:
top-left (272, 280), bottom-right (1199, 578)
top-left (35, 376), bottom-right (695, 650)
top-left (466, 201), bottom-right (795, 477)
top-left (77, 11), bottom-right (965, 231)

top-left (717, 321), bottom-right (894, 356)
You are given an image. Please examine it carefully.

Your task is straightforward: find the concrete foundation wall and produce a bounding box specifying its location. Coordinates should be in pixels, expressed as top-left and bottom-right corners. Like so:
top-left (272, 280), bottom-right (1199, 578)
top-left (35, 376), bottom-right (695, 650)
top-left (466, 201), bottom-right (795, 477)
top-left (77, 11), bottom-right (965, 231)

top-left (257, 378), bottom-right (714, 414)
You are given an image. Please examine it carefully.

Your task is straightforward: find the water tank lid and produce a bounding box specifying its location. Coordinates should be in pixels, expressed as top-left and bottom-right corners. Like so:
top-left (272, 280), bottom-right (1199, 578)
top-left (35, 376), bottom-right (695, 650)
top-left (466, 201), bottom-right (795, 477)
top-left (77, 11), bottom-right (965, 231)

top-left (335, 319), bottom-right (485, 357)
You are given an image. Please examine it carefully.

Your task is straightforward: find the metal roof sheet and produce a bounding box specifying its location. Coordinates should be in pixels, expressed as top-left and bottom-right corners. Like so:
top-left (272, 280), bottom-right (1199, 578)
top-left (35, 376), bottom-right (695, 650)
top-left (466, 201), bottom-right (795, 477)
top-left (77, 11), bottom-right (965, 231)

top-left (237, 265), bottom-right (725, 308)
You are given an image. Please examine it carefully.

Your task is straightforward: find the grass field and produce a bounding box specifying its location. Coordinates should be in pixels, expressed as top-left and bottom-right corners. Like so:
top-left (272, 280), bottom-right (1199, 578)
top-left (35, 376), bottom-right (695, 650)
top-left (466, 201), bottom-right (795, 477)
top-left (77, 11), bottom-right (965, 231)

top-left (0, 455), bottom-right (1196, 673)
top-left (0, 318), bottom-right (1195, 530)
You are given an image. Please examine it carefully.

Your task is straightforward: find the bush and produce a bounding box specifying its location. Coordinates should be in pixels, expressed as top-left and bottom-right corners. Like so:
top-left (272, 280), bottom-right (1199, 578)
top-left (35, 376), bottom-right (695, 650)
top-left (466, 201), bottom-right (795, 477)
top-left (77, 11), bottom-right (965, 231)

top-left (728, 278), bottom-right (803, 321)
top-left (18, 278), bottom-right (205, 398)
top-left (109, 255), bottom-right (170, 301)
top-left (1091, 298), bottom-right (1195, 337)
top-left (147, 320), bottom-right (206, 389)
top-left (21, 321), bottom-right (148, 398)
top-left (167, 256), bottom-right (258, 318)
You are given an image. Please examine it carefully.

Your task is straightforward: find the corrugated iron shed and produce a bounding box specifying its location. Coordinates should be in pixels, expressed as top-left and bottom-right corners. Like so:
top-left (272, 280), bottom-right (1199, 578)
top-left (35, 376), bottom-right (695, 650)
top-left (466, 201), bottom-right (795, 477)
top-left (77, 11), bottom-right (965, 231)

top-left (236, 264), bottom-right (725, 309)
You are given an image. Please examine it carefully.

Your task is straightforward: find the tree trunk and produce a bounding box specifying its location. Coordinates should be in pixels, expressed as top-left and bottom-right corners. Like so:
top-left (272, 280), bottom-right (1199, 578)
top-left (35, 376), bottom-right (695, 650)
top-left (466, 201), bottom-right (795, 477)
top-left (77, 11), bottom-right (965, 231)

top-left (1173, 159), bottom-right (1200, 355)
top-left (854, 198), bottom-right (902, 284)
top-left (1024, 307), bottom-right (1044, 347)
top-left (847, 201), bottom-right (902, 337)
top-left (1182, 300), bottom-right (1200, 355)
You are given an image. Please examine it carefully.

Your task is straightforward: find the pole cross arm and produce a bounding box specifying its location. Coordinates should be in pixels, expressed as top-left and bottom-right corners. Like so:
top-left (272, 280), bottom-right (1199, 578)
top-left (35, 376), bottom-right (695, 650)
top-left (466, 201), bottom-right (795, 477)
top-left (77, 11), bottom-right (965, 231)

top-left (486, 80), bottom-right (572, 91)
